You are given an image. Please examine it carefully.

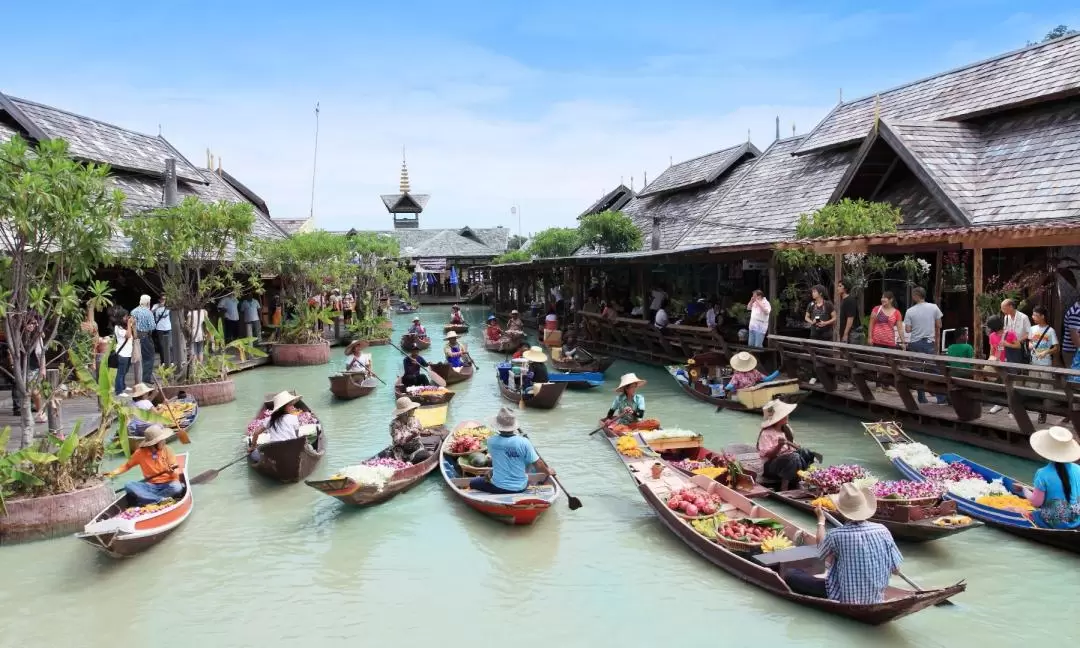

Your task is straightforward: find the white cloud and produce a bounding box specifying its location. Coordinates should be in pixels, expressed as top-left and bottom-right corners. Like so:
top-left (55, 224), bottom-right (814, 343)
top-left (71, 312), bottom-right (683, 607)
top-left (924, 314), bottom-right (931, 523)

top-left (4, 40), bottom-right (832, 234)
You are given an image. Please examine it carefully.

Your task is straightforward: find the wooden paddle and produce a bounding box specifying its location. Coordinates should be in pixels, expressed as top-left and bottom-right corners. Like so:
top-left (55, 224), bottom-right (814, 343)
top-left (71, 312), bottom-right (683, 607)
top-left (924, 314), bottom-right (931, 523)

top-left (520, 430), bottom-right (581, 510)
top-left (819, 508), bottom-right (954, 606)
top-left (153, 378), bottom-right (190, 444)
top-left (189, 454), bottom-right (249, 485)
top-left (389, 341), bottom-right (447, 388)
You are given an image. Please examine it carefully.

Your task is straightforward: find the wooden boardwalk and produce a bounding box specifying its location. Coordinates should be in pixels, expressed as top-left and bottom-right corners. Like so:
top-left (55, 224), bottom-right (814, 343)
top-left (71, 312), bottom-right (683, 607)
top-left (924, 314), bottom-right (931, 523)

top-left (0, 395), bottom-right (101, 452)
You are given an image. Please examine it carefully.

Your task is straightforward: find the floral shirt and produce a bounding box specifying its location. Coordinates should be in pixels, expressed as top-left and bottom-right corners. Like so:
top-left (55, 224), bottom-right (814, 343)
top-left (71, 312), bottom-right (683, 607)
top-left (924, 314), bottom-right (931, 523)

top-left (390, 416), bottom-right (424, 461)
top-left (729, 369), bottom-right (764, 390)
top-left (757, 425), bottom-right (793, 461)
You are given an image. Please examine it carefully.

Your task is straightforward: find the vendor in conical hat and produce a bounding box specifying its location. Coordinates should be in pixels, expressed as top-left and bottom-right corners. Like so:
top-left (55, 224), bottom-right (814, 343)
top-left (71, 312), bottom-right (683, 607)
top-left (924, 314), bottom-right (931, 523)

top-left (443, 331), bottom-right (469, 369)
top-left (1011, 426), bottom-right (1080, 529)
top-left (386, 396), bottom-right (431, 464)
top-left (344, 340), bottom-right (373, 375)
top-left (408, 316), bottom-right (426, 337)
top-left (606, 373), bottom-right (647, 425)
top-left (450, 304), bottom-right (465, 325)
top-left (103, 424), bottom-right (183, 505)
top-left (248, 391), bottom-right (304, 461)
top-left (128, 383), bottom-right (156, 411)
top-left (724, 352), bottom-right (781, 394)
top-left (756, 398), bottom-right (821, 491)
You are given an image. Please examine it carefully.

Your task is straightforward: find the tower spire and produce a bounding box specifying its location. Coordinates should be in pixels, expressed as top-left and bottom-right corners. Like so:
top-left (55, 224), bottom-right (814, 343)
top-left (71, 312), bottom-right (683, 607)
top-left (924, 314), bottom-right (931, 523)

top-left (399, 149), bottom-right (411, 195)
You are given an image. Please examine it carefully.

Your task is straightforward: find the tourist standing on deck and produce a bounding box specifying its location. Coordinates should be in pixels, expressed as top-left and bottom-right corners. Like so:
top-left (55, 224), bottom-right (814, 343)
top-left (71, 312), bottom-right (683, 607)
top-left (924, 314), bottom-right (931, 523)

top-left (904, 286), bottom-right (946, 404)
top-left (654, 299), bottom-right (670, 331)
top-left (1062, 297), bottom-right (1080, 369)
top-left (649, 285), bottom-right (667, 322)
top-left (748, 290), bottom-right (770, 348)
top-left (218, 292), bottom-right (240, 342)
top-left (836, 280), bottom-right (862, 345)
top-left (1001, 299), bottom-right (1031, 365)
top-left (151, 294), bottom-right (172, 367)
top-left (131, 295), bottom-right (156, 383)
top-left (869, 291), bottom-right (905, 351)
top-left (188, 305), bottom-right (209, 363)
top-left (111, 309), bottom-right (134, 395)
top-left (1029, 305), bottom-right (1059, 424)
top-left (804, 285), bottom-right (835, 341)
top-left (241, 295), bottom-right (262, 341)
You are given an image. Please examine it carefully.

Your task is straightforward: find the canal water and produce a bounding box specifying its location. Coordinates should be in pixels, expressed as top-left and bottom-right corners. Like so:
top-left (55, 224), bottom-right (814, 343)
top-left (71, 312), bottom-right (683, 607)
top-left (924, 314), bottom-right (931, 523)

top-left (0, 305), bottom-right (1072, 647)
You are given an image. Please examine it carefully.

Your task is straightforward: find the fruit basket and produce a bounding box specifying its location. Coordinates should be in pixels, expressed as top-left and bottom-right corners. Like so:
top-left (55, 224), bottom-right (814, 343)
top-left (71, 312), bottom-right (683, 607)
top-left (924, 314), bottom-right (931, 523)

top-left (458, 461), bottom-right (493, 477)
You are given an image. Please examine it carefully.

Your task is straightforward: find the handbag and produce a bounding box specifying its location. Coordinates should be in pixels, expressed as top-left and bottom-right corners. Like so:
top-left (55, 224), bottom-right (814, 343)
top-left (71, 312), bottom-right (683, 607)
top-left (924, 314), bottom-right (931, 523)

top-left (1004, 315), bottom-right (1031, 364)
top-left (107, 335), bottom-right (130, 369)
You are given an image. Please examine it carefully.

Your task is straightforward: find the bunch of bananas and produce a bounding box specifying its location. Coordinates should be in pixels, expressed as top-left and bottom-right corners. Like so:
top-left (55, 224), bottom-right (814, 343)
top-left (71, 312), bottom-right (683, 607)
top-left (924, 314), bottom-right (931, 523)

top-left (759, 533), bottom-right (794, 553)
top-left (616, 436), bottom-right (643, 458)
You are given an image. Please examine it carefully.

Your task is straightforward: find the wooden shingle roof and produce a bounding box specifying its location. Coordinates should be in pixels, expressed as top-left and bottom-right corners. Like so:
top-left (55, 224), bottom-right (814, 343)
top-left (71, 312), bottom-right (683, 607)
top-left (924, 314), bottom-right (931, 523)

top-left (578, 184), bottom-right (635, 218)
top-left (795, 33), bottom-right (1080, 155)
top-left (636, 143), bottom-right (759, 198)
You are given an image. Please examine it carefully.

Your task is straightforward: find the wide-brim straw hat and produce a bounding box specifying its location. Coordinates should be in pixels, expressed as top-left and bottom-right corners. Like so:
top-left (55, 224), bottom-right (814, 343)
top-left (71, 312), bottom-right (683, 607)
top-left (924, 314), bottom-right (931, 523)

top-left (139, 424), bottom-right (172, 448)
top-left (831, 483), bottom-right (877, 521)
top-left (394, 396), bottom-right (421, 417)
top-left (270, 390), bottom-right (301, 415)
top-left (493, 407), bottom-right (518, 433)
top-left (1030, 426), bottom-right (1080, 463)
top-left (345, 340), bottom-right (369, 355)
top-left (444, 331), bottom-right (459, 341)
top-left (523, 346), bottom-right (548, 363)
top-left (729, 351), bottom-right (758, 373)
top-left (615, 372), bottom-right (647, 392)
top-left (412, 316), bottom-right (421, 322)
top-left (130, 383), bottom-right (155, 399)
top-left (761, 399), bottom-right (798, 428)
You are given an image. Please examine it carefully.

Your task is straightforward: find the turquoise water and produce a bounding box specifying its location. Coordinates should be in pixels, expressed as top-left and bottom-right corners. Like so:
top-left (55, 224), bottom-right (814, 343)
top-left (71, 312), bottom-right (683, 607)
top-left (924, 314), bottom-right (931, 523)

top-left (0, 305), bottom-right (1074, 647)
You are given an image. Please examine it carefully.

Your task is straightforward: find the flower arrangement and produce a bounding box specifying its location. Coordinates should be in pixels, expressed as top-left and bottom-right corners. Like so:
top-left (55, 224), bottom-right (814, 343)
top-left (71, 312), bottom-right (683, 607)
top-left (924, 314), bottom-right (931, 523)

top-left (884, 442), bottom-right (946, 470)
top-left (672, 458), bottom-right (710, 472)
top-left (872, 480), bottom-right (943, 500)
top-left (799, 464), bottom-right (874, 494)
top-left (246, 410), bottom-right (319, 436)
top-left (942, 251), bottom-right (969, 288)
top-left (945, 477), bottom-right (1009, 500)
top-left (918, 463), bottom-right (980, 483)
top-left (975, 275), bottom-right (1023, 321)
top-left (640, 428), bottom-right (702, 442)
top-left (406, 385), bottom-right (449, 395)
top-left (895, 255), bottom-right (932, 287)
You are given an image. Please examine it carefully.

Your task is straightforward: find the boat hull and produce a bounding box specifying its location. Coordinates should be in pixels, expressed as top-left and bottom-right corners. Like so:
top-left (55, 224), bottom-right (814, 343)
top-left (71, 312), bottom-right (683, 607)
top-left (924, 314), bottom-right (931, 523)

top-left (328, 374), bottom-right (377, 400)
top-left (306, 426), bottom-right (448, 506)
top-left (75, 454), bottom-right (193, 558)
top-left (484, 338), bottom-right (516, 353)
top-left (444, 324), bottom-right (470, 334)
top-left (394, 378), bottom-right (456, 404)
top-left (250, 434), bottom-right (327, 483)
top-left (552, 355), bottom-right (615, 374)
top-left (429, 363), bottom-right (475, 385)
top-left (497, 378), bottom-right (566, 409)
top-left (400, 333), bottom-right (431, 350)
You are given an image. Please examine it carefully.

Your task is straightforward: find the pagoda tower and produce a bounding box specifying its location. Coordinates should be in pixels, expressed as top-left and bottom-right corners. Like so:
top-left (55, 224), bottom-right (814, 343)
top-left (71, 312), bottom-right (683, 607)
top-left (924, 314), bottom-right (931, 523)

top-left (380, 156), bottom-right (429, 229)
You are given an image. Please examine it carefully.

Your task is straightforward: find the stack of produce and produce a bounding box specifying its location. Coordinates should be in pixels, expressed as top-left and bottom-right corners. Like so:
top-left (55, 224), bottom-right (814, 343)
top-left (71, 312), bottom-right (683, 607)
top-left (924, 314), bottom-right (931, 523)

top-left (333, 457), bottom-right (412, 491)
top-left (640, 428), bottom-right (701, 442)
top-left (690, 513), bottom-right (728, 539)
top-left (406, 385), bottom-right (449, 395)
top-left (616, 436), bottom-right (644, 458)
top-left (118, 500), bottom-right (176, 519)
top-left (665, 487), bottom-right (723, 517)
top-left (717, 518), bottom-right (792, 552)
top-left (799, 464), bottom-right (876, 495)
top-left (448, 436), bottom-right (484, 454)
top-left (247, 410), bottom-right (318, 436)
top-left (810, 496), bottom-right (836, 511)
top-left (152, 400), bottom-right (196, 426)
top-left (671, 458), bottom-right (711, 472)
top-left (871, 480), bottom-right (943, 501)
top-left (458, 426), bottom-right (493, 439)
top-left (691, 466), bottom-right (727, 479)
top-left (975, 494), bottom-right (1034, 511)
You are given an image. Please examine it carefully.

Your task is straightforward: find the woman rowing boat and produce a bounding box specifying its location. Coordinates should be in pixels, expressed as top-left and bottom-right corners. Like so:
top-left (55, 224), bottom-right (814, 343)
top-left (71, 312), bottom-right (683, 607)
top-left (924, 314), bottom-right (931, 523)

top-left (756, 399), bottom-right (821, 490)
top-left (602, 373), bottom-right (646, 426)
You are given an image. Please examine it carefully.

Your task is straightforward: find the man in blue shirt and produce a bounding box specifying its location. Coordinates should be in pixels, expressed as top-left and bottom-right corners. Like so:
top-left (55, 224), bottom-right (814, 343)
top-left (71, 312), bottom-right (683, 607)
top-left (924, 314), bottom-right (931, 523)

top-left (131, 294), bottom-right (156, 383)
top-left (240, 296), bottom-right (262, 341)
top-left (469, 408), bottom-right (554, 494)
top-left (217, 293), bottom-right (240, 342)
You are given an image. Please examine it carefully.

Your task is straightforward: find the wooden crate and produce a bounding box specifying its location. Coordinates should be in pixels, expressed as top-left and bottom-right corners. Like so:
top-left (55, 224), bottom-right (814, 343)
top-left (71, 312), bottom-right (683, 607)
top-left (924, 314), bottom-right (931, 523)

top-left (876, 499), bottom-right (956, 523)
top-left (646, 436), bottom-right (703, 452)
top-left (735, 379), bottom-right (800, 409)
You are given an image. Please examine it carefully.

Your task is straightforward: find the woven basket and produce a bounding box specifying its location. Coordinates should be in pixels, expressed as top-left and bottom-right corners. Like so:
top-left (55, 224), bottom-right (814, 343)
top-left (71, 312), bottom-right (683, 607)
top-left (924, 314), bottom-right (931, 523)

top-left (459, 462), bottom-right (493, 477)
top-left (715, 534), bottom-right (763, 553)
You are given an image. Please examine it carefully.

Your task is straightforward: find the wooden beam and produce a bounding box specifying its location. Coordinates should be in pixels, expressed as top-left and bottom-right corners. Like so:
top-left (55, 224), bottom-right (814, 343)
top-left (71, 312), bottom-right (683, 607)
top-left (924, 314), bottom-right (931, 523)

top-left (932, 250), bottom-right (944, 305)
top-left (767, 254), bottom-right (778, 335)
top-left (833, 253), bottom-right (842, 342)
top-left (868, 157), bottom-right (900, 202)
top-left (973, 246), bottom-right (984, 358)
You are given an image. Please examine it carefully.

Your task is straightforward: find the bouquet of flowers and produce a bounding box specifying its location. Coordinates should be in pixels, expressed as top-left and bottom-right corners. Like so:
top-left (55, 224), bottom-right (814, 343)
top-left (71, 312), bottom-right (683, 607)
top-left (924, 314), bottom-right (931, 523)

top-left (799, 464), bottom-right (874, 495)
top-left (871, 480), bottom-right (943, 500)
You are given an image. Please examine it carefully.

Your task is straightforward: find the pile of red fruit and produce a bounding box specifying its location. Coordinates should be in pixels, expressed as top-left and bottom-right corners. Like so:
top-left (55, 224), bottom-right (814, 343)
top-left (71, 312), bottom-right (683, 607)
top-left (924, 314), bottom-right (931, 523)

top-left (449, 436), bottom-right (481, 454)
top-left (718, 520), bottom-right (774, 545)
top-left (666, 487), bottom-right (721, 517)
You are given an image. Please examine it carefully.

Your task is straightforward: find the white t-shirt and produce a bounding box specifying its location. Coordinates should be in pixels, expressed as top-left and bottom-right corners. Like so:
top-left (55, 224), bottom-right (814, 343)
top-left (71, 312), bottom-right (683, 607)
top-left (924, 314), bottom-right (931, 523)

top-left (189, 309), bottom-right (208, 343)
top-left (258, 413), bottom-right (301, 444)
top-left (133, 399), bottom-right (154, 411)
top-left (345, 353), bottom-right (372, 372)
top-left (1004, 311), bottom-right (1031, 342)
top-left (152, 304), bottom-right (171, 332)
top-left (750, 299), bottom-right (771, 333)
top-left (114, 325), bottom-right (133, 358)
top-left (650, 289), bottom-right (666, 310)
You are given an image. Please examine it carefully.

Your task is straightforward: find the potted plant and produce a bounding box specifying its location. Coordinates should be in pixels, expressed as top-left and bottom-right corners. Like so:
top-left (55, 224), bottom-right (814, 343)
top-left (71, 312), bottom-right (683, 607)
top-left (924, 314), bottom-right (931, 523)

top-left (942, 251), bottom-right (969, 292)
top-left (157, 320), bottom-right (265, 404)
top-left (726, 302), bottom-right (750, 326)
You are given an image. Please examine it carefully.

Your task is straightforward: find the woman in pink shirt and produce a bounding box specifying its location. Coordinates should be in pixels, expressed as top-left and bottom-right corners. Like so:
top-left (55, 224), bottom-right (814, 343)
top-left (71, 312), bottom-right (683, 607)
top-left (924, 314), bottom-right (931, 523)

top-left (756, 400), bottom-right (821, 490)
top-left (987, 315), bottom-right (1018, 362)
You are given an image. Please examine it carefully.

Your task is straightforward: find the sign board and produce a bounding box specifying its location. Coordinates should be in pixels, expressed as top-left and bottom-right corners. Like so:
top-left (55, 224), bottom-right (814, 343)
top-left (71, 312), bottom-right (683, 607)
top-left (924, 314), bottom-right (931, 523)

top-left (742, 260), bottom-right (768, 271)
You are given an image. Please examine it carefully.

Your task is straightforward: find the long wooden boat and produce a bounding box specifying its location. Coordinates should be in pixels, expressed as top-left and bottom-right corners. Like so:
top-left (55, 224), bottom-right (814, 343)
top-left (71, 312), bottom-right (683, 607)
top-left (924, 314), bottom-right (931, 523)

top-left (484, 337), bottom-right (516, 353)
top-left (400, 333), bottom-right (431, 350)
top-left (126, 394), bottom-right (200, 454)
top-left (394, 377), bottom-right (456, 405)
top-left (496, 373), bottom-right (567, 409)
top-left (306, 426), bottom-right (448, 506)
top-left (75, 453), bottom-right (193, 557)
top-left (666, 365), bottom-right (808, 412)
top-left (552, 355), bottom-right (615, 374)
top-left (246, 394), bottom-right (327, 483)
top-left (444, 323), bottom-right (470, 334)
top-left (599, 432), bottom-right (965, 623)
top-left (328, 373), bottom-right (377, 400)
top-left (439, 425), bottom-right (560, 525)
top-left (429, 362), bottom-right (475, 385)
top-left (547, 371), bottom-right (604, 390)
top-left (868, 422), bottom-right (1080, 552)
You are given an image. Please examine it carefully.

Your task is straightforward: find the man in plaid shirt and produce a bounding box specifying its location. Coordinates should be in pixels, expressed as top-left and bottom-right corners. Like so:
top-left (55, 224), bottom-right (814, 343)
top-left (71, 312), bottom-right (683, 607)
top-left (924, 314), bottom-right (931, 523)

top-left (784, 484), bottom-right (903, 604)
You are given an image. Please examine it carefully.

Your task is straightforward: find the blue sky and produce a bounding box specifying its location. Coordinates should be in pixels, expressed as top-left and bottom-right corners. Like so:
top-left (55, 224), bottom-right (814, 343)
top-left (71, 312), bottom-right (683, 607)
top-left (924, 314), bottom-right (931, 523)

top-left (4, 1), bottom-right (1078, 233)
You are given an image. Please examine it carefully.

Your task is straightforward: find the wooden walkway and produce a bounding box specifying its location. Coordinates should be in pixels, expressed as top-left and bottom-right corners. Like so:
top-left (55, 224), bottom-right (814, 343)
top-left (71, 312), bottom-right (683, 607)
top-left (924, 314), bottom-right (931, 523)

top-left (1, 395), bottom-right (101, 452)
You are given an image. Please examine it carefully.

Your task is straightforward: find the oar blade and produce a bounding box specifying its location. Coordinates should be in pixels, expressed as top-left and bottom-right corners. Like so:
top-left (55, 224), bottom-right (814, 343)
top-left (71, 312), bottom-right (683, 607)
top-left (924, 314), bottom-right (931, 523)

top-left (189, 469), bottom-right (220, 485)
top-left (566, 495), bottom-right (583, 510)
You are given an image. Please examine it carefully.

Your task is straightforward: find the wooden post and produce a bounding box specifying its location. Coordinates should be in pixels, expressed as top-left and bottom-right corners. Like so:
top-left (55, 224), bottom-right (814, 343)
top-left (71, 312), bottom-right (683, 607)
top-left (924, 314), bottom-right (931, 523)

top-left (973, 247), bottom-right (984, 358)
top-left (767, 254), bottom-right (778, 334)
top-left (932, 250), bottom-right (944, 305)
top-left (639, 265), bottom-right (648, 320)
top-left (833, 253), bottom-right (842, 341)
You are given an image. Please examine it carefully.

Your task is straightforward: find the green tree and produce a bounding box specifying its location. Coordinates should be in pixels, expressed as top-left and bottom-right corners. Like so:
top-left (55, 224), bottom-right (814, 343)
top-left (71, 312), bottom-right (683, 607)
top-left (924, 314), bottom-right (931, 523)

top-left (577, 210), bottom-right (643, 254)
top-left (492, 249), bottom-right (530, 264)
top-left (506, 234), bottom-right (528, 251)
top-left (345, 232), bottom-right (410, 340)
top-left (527, 227), bottom-right (581, 258)
top-left (1027, 24), bottom-right (1076, 45)
top-left (257, 231), bottom-right (355, 343)
top-left (0, 136), bottom-right (124, 448)
top-left (123, 196), bottom-right (259, 383)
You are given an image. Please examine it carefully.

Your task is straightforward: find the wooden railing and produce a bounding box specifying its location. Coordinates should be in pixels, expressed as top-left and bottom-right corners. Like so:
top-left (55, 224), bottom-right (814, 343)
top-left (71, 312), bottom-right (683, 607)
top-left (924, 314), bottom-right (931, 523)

top-left (769, 334), bottom-right (1080, 454)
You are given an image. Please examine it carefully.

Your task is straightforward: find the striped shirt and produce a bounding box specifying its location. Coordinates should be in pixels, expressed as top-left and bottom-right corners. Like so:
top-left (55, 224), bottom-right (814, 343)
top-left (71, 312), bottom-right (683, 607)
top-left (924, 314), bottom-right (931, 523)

top-left (819, 521), bottom-right (903, 604)
top-left (1063, 302), bottom-right (1080, 353)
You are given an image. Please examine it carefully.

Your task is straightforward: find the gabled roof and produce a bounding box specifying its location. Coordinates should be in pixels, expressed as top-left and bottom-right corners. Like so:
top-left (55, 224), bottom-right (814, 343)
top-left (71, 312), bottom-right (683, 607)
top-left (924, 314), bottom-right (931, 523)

top-left (380, 193), bottom-right (430, 213)
top-left (637, 142), bottom-right (760, 198)
top-left (218, 168), bottom-right (270, 215)
top-left (272, 218), bottom-right (312, 235)
top-left (578, 184), bottom-right (635, 218)
top-left (333, 226), bottom-right (509, 259)
top-left (795, 33), bottom-right (1080, 155)
top-left (1, 93), bottom-right (206, 183)
top-left (676, 136), bottom-right (856, 249)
